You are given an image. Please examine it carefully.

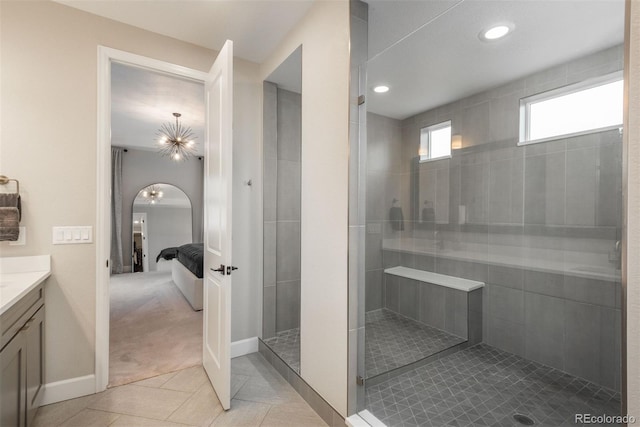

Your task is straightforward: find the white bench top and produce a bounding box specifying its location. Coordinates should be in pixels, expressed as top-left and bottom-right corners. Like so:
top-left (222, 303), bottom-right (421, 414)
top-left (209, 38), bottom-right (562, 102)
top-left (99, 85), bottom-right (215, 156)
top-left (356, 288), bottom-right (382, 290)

top-left (384, 266), bottom-right (484, 292)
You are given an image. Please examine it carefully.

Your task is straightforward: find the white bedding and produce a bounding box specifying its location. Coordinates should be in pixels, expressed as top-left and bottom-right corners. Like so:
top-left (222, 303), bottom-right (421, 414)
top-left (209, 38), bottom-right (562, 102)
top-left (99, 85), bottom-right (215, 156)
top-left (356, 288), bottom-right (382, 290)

top-left (171, 259), bottom-right (203, 311)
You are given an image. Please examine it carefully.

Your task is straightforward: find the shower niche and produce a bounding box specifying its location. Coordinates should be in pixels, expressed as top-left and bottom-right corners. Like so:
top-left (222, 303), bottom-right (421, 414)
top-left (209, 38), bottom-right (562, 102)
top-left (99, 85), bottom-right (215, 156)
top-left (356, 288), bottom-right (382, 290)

top-left (262, 46), bottom-right (302, 373)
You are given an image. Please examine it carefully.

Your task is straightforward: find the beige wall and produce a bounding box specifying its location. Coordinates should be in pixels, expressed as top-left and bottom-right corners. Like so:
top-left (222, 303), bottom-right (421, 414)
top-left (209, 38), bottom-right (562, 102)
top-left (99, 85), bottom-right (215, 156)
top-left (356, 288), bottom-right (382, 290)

top-left (259, 0), bottom-right (351, 416)
top-left (624, 0), bottom-right (640, 418)
top-left (0, 0), bottom-right (261, 392)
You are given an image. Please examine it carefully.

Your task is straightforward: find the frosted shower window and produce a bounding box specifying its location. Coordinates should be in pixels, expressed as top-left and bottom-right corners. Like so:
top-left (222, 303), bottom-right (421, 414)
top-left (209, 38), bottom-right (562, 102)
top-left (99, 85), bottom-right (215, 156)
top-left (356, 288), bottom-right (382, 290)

top-left (520, 73), bottom-right (623, 144)
top-left (419, 120), bottom-right (451, 162)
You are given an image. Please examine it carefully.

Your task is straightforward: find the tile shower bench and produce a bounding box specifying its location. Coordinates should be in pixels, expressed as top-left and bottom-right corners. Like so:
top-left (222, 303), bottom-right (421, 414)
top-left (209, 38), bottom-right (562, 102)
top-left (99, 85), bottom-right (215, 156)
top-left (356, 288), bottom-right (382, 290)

top-left (383, 266), bottom-right (484, 345)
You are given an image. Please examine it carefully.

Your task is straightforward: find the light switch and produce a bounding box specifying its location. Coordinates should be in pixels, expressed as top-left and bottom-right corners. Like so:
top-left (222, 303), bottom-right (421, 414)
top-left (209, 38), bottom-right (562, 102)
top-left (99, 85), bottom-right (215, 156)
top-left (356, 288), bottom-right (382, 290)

top-left (53, 226), bottom-right (93, 244)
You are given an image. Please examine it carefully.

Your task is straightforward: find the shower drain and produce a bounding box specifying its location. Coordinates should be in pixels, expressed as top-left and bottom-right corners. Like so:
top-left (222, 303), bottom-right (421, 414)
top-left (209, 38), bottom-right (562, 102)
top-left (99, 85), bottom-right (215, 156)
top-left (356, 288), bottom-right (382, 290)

top-left (513, 414), bottom-right (535, 425)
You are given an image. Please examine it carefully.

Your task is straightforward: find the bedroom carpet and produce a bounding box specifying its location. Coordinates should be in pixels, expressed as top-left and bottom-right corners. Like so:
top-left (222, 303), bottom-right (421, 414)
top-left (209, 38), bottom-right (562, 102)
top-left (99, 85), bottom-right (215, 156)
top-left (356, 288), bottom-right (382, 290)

top-left (109, 271), bottom-right (202, 387)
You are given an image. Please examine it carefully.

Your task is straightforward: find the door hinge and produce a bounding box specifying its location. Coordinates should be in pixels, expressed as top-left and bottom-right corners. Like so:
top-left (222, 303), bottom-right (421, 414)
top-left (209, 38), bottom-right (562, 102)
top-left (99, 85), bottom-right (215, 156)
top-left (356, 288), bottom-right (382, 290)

top-left (358, 95), bottom-right (365, 106)
top-left (356, 375), bottom-right (365, 386)
top-left (106, 259), bottom-right (109, 268)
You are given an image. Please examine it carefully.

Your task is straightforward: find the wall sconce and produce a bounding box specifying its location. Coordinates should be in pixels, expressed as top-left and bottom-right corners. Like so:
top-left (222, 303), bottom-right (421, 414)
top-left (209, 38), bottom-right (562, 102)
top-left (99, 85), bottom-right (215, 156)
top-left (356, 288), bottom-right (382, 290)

top-left (451, 134), bottom-right (463, 150)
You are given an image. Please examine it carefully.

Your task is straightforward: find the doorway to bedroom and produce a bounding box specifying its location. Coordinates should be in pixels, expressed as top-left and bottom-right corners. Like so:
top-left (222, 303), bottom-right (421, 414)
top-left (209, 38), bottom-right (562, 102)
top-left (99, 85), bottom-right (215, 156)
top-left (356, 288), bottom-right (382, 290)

top-left (107, 60), bottom-right (206, 387)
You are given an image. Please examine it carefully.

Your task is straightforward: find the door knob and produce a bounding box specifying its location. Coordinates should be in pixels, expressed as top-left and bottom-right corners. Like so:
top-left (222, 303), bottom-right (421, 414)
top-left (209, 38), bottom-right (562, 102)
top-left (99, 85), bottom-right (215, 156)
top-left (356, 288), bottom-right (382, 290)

top-left (211, 264), bottom-right (226, 274)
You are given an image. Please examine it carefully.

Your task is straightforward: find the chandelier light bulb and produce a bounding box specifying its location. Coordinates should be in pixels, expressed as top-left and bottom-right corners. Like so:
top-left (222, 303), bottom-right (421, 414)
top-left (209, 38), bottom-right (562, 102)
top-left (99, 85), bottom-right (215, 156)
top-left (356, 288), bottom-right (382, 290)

top-left (156, 112), bottom-right (197, 161)
top-left (141, 185), bottom-right (164, 205)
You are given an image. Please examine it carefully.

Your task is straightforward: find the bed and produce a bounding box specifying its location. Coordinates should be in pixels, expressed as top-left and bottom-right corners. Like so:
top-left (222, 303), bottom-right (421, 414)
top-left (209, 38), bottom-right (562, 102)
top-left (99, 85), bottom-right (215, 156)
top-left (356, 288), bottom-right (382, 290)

top-left (171, 243), bottom-right (204, 311)
top-left (156, 247), bottom-right (179, 272)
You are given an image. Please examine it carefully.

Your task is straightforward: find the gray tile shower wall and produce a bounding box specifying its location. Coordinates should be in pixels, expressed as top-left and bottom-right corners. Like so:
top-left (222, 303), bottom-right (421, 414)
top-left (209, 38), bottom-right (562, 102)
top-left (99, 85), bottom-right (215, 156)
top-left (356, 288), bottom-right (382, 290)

top-left (366, 45), bottom-right (623, 391)
top-left (263, 84), bottom-right (302, 337)
top-left (365, 113), bottom-right (407, 312)
top-left (275, 88), bottom-right (302, 333)
top-left (263, 82), bottom-right (278, 339)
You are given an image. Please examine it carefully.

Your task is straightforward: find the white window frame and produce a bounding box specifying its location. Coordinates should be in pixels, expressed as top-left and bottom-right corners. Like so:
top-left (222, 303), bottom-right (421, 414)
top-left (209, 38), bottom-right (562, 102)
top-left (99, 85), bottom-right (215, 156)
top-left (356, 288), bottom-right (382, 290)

top-left (518, 71), bottom-right (623, 146)
top-left (419, 120), bottom-right (452, 162)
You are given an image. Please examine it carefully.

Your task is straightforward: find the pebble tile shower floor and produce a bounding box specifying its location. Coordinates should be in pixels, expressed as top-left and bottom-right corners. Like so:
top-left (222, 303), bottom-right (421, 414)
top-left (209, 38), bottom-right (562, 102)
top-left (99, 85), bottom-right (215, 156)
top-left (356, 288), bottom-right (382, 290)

top-left (365, 344), bottom-right (621, 427)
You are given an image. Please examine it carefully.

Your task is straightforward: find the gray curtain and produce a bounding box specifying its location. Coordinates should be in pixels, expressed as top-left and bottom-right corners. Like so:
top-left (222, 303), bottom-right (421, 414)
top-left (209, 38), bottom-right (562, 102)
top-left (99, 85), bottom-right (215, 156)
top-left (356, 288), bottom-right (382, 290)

top-left (111, 147), bottom-right (124, 274)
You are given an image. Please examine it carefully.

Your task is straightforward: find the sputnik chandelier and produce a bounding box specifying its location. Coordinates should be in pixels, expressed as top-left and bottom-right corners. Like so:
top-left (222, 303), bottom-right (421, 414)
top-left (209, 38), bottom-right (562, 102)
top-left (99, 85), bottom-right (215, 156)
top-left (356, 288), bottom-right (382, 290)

top-left (157, 112), bottom-right (196, 161)
top-left (141, 185), bottom-right (163, 204)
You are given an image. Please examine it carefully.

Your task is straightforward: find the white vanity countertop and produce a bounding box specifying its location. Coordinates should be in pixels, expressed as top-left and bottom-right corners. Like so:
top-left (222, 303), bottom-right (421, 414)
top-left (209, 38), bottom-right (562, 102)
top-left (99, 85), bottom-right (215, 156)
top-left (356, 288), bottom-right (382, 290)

top-left (0, 255), bottom-right (51, 315)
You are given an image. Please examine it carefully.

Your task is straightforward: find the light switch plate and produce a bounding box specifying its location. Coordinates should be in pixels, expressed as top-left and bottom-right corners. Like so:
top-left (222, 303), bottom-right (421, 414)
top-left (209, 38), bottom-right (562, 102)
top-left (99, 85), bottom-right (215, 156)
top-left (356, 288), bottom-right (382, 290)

top-left (53, 226), bottom-right (92, 244)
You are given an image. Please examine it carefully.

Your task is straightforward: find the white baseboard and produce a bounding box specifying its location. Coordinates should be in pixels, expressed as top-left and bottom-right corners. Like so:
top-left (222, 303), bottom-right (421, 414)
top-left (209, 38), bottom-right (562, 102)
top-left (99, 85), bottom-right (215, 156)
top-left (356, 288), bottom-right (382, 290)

top-left (231, 337), bottom-right (258, 358)
top-left (41, 374), bottom-right (96, 406)
top-left (41, 340), bottom-right (254, 406)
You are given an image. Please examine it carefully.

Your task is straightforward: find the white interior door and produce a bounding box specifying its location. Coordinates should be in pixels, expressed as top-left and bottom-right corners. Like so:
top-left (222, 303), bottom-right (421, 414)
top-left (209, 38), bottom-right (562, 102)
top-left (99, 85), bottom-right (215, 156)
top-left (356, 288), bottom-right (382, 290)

top-left (203, 40), bottom-right (233, 410)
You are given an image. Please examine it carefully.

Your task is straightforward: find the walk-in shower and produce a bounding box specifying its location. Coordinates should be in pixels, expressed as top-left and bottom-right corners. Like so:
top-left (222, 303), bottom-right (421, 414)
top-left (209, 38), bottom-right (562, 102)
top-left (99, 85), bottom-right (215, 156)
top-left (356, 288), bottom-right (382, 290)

top-left (262, 46), bottom-right (303, 374)
top-left (353, 1), bottom-right (625, 425)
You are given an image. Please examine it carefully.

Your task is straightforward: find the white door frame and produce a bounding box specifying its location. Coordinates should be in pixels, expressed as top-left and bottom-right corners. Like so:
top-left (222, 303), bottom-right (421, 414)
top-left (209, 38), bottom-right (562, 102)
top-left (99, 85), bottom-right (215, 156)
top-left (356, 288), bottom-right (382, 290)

top-left (96, 46), bottom-right (208, 391)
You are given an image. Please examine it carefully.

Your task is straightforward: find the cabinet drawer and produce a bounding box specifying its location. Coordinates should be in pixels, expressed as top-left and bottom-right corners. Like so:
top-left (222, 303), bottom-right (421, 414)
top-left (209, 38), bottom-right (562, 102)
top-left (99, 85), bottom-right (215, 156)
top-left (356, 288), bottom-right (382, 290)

top-left (1, 285), bottom-right (44, 351)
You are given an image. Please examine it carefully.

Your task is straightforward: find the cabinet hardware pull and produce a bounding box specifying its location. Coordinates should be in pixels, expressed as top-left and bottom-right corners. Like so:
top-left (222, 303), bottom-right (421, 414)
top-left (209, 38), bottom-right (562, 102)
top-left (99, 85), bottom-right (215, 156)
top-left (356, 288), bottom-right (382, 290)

top-left (19, 319), bottom-right (34, 332)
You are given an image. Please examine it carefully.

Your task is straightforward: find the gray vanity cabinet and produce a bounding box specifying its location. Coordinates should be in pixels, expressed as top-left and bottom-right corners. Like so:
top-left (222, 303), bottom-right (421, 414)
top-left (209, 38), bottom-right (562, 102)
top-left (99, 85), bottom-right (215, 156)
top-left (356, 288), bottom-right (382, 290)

top-left (0, 284), bottom-right (45, 427)
top-left (1, 329), bottom-right (27, 427)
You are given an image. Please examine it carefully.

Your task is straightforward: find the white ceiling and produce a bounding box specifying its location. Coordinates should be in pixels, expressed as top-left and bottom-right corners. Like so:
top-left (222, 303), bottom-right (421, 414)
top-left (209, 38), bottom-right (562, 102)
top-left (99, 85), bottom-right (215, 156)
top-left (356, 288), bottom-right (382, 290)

top-left (62, 1), bottom-right (312, 155)
top-left (366, 0), bottom-right (625, 120)
top-left (111, 62), bottom-right (205, 155)
top-left (133, 183), bottom-right (191, 208)
top-left (60, 0), bottom-right (625, 127)
top-left (54, 0), bottom-right (314, 63)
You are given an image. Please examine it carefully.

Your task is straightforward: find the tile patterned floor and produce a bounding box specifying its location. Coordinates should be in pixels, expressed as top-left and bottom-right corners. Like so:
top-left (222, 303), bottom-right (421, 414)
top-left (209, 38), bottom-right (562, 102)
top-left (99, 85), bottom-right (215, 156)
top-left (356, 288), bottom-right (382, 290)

top-left (263, 328), bottom-right (301, 373)
top-left (366, 344), bottom-right (621, 427)
top-left (264, 310), bottom-right (466, 380)
top-left (33, 353), bottom-right (327, 427)
top-left (365, 309), bottom-right (466, 379)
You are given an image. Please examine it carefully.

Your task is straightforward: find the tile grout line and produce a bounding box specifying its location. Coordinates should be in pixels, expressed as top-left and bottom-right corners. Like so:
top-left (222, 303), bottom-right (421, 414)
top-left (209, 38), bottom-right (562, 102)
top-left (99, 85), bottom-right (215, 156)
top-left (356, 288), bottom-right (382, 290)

top-left (162, 381), bottom-right (209, 426)
top-left (111, 406), bottom-right (197, 427)
top-left (105, 410), bottom-right (122, 426)
top-left (47, 397), bottom-right (99, 427)
top-left (257, 403), bottom-right (275, 427)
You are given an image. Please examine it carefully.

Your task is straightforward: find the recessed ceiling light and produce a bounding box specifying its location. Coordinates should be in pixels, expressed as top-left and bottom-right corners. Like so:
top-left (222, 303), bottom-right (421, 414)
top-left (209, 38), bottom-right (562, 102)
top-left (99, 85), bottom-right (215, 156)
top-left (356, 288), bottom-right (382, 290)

top-left (479, 24), bottom-right (513, 41)
top-left (373, 85), bottom-right (390, 93)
